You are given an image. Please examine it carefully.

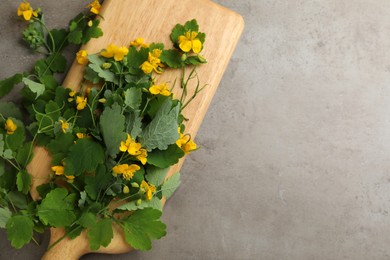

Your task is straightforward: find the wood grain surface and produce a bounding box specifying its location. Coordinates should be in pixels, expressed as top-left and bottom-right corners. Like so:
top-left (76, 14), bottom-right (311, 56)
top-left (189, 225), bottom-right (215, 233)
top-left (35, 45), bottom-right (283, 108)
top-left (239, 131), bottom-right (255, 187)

top-left (27, 0), bottom-right (244, 259)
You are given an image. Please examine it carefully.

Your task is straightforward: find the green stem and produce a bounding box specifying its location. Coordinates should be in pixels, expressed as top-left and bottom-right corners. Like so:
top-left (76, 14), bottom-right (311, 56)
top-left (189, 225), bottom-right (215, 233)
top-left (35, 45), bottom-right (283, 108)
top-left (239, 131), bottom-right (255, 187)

top-left (31, 235), bottom-right (40, 246)
top-left (34, 18), bottom-right (55, 52)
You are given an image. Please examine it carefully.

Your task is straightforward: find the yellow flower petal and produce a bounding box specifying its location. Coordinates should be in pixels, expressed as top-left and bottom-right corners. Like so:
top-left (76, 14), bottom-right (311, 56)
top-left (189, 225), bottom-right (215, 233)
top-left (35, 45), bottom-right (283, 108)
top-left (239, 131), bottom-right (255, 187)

top-left (51, 166), bottom-right (65, 176)
top-left (192, 39), bottom-right (202, 53)
top-left (4, 118), bottom-right (17, 135)
top-left (22, 10), bottom-right (33, 21)
top-left (76, 50), bottom-right (88, 65)
top-left (179, 40), bottom-right (192, 53)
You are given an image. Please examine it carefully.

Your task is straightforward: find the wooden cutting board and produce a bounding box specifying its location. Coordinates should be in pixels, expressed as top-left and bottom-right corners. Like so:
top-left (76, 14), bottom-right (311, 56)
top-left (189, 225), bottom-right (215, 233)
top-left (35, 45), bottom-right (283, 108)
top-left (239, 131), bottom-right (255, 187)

top-left (27, 0), bottom-right (244, 259)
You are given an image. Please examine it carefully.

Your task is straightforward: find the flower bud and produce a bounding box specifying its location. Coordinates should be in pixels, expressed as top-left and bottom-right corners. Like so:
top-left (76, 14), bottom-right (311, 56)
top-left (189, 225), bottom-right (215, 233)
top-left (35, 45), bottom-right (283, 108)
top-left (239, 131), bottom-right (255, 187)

top-left (181, 53), bottom-right (187, 61)
top-left (198, 55), bottom-right (206, 63)
top-left (98, 98), bottom-right (106, 103)
top-left (88, 20), bottom-right (93, 27)
top-left (102, 63), bottom-right (112, 69)
top-left (123, 185), bottom-right (130, 194)
top-left (131, 182), bottom-right (139, 188)
top-left (136, 199), bottom-right (142, 206)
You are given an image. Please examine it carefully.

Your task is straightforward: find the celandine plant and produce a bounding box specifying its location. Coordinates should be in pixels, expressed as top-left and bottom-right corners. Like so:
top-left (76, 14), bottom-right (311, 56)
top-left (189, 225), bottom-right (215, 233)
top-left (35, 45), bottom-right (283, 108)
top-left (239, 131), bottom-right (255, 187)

top-left (0, 1), bottom-right (206, 251)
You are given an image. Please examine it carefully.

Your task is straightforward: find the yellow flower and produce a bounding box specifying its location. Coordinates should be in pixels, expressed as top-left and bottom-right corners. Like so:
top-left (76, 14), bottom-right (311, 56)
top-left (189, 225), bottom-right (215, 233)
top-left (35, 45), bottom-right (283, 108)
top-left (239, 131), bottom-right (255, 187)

top-left (178, 31), bottom-right (202, 53)
top-left (87, 0), bottom-right (101, 15)
top-left (136, 148), bottom-right (148, 165)
top-left (4, 118), bottom-right (17, 135)
top-left (60, 120), bottom-right (69, 133)
top-left (112, 164), bottom-right (140, 180)
top-left (76, 50), bottom-right (88, 65)
top-left (140, 180), bottom-right (156, 201)
top-left (51, 165), bottom-right (64, 176)
top-left (101, 44), bottom-right (129, 61)
top-left (149, 83), bottom-right (171, 96)
top-left (176, 130), bottom-right (197, 154)
top-left (65, 175), bottom-right (75, 183)
top-left (17, 2), bottom-right (38, 21)
top-left (140, 49), bottom-right (164, 74)
top-left (76, 96), bottom-right (87, 110)
top-left (76, 133), bottom-right (88, 139)
top-left (130, 38), bottom-right (149, 48)
top-left (119, 134), bottom-right (140, 155)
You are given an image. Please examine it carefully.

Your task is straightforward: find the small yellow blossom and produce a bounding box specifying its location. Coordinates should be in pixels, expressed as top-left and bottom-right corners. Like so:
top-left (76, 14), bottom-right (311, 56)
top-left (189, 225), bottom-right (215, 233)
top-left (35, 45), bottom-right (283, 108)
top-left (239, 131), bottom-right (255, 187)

top-left (87, 0), bottom-right (101, 15)
top-left (178, 31), bottom-right (202, 53)
top-left (176, 129), bottom-right (197, 154)
top-left (140, 49), bottom-right (164, 74)
top-left (4, 118), bottom-right (17, 135)
top-left (51, 165), bottom-right (64, 176)
top-left (76, 96), bottom-right (87, 110)
top-left (140, 180), bottom-right (156, 201)
top-left (119, 134), bottom-right (148, 164)
top-left (136, 148), bottom-right (148, 165)
top-left (76, 50), bottom-right (89, 65)
top-left (112, 164), bottom-right (140, 180)
top-left (149, 83), bottom-right (171, 96)
top-left (60, 120), bottom-right (69, 133)
top-left (17, 2), bottom-right (38, 21)
top-left (101, 44), bottom-right (129, 61)
top-left (130, 38), bottom-right (149, 48)
top-left (65, 175), bottom-right (75, 183)
top-left (68, 90), bottom-right (76, 102)
top-left (76, 133), bottom-right (88, 139)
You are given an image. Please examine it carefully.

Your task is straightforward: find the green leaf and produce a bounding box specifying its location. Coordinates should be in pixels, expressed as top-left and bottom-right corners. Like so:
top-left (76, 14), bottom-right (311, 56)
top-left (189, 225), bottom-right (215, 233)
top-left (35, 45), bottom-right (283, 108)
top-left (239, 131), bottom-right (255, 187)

top-left (0, 74), bottom-right (23, 99)
top-left (16, 171), bottom-right (32, 195)
top-left (68, 29), bottom-right (83, 44)
top-left (64, 138), bottom-right (105, 176)
top-left (162, 172), bottom-right (181, 199)
top-left (124, 88), bottom-right (142, 110)
top-left (37, 188), bottom-right (76, 227)
top-left (141, 99), bottom-right (180, 151)
top-left (34, 60), bottom-right (50, 78)
top-left (170, 24), bottom-right (186, 44)
top-left (46, 53), bottom-right (67, 73)
top-left (146, 166), bottom-right (169, 187)
top-left (6, 215), bottom-right (34, 249)
top-left (7, 191), bottom-right (27, 209)
top-left (87, 218), bottom-right (113, 251)
top-left (16, 141), bottom-right (33, 167)
top-left (99, 103), bottom-right (126, 158)
top-left (122, 208), bottom-right (166, 250)
top-left (40, 75), bottom-right (59, 90)
top-left (47, 133), bottom-right (75, 155)
top-left (48, 29), bottom-right (68, 52)
top-left (127, 47), bottom-right (149, 69)
top-left (0, 207), bottom-right (11, 228)
top-left (78, 212), bottom-right (96, 228)
top-left (184, 19), bottom-right (199, 32)
top-left (0, 102), bottom-right (22, 120)
top-left (78, 190), bottom-right (87, 209)
top-left (147, 145), bottom-right (185, 169)
top-left (84, 66), bottom-right (101, 84)
top-left (125, 110), bottom-right (142, 139)
top-left (117, 197), bottom-right (162, 211)
top-left (83, 20), bottom-right (103, 44)
top-left (22, 78), bottom-right (45, 99)
top-left (88, 55), bottom-right (118, 84)
top-left (160, 49), bottom-right (183, 68)
top-left (85, 164), bottom-right (111, 200)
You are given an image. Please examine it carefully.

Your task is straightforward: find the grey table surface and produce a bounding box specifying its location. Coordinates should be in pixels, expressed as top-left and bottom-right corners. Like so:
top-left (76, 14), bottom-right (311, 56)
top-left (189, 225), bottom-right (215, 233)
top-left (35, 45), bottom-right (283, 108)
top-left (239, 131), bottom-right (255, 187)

top-left (2, 0), bottom-right (390, 259)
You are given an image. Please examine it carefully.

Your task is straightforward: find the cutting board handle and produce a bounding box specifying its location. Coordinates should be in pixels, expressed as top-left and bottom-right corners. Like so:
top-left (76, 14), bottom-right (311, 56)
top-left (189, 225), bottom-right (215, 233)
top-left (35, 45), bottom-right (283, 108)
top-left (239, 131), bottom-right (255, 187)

top-left (41, 228), bottom-right (89, 260)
